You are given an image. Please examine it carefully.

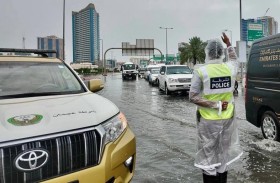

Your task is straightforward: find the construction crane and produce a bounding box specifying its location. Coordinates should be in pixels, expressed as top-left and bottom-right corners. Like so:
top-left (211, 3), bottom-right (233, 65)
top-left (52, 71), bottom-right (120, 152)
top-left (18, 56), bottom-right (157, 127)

top-left (264, 8), bottom-right (270, 16)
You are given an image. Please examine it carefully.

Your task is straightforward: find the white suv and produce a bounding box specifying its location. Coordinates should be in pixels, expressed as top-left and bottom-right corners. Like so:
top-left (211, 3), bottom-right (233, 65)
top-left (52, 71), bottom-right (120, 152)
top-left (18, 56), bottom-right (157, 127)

top-left (158, 65), bottom-right (193, 95)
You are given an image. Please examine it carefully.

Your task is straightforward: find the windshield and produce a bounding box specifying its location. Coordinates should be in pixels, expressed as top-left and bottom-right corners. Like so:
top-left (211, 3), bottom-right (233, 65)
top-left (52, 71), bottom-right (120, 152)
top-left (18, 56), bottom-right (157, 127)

top-left (0, 61), bottom-right (85, 99)
top-left (166, 66), bottom-right (192, 75)
top-left (151, 69), bottom-right (160, 74)
top-left (123, 64), bottom-right (135, 70)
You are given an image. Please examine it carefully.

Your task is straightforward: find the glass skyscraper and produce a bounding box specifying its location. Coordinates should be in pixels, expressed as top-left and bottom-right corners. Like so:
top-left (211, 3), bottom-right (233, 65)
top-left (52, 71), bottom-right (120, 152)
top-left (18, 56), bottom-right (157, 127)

top-left (72, 3), bottom-right (100, 64)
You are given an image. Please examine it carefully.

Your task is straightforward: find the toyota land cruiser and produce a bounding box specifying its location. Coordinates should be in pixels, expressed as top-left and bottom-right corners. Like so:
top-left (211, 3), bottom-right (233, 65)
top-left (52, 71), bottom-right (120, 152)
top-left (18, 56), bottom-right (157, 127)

top-left (0, 48), bottom-right (136, 183)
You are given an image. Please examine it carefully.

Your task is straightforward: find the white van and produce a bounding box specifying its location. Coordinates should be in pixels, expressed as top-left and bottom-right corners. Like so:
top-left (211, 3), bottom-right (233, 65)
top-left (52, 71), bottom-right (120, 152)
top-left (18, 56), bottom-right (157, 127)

top-left (121, 62), bottom-right (138, 80)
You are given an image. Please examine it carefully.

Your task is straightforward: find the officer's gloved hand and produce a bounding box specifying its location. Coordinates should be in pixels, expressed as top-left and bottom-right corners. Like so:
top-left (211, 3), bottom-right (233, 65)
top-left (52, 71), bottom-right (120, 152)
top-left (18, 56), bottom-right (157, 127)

top-left (222, 101), bottom-right (228, 111)
top-left (221, 32), bottom-right (231, 47)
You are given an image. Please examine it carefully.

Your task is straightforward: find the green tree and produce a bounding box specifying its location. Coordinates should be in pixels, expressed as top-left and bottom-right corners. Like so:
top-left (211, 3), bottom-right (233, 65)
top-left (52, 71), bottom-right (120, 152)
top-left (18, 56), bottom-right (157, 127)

top-left (179, 37), bottom-right (206, 65)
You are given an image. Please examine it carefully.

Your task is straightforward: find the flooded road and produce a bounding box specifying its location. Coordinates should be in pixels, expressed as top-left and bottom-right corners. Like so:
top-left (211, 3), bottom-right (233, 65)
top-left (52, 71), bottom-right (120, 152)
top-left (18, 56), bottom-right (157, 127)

top-left (97, 73), bottom-right (280, 183)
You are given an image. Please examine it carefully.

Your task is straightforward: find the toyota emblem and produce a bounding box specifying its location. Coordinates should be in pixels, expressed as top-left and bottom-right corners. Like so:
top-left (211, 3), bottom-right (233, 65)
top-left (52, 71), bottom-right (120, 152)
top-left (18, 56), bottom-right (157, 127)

top-left (14, 148), bottom-right (49, 172)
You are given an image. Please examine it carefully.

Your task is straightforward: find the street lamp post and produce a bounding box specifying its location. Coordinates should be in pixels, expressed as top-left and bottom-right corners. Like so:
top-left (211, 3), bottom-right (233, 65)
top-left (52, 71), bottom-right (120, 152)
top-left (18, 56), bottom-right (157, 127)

top-left (99, 39), bottom-right (104, 68)
top-left (159, 27), bottom-right (173, 63)
top-left (240, 0), bottom-right (244, 85)
top-left (240, 0), bottom-right (242, 41)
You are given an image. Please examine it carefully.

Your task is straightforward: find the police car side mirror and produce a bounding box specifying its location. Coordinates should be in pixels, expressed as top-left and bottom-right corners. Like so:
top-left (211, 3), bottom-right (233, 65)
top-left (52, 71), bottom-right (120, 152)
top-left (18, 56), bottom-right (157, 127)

top-left (87, 79), bottom-right (104, 92)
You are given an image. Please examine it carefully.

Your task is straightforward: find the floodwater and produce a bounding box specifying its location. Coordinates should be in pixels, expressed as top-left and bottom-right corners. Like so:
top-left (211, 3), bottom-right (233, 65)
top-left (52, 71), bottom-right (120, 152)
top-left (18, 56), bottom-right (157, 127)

top-left (97, 73), bottom-right (280, 183)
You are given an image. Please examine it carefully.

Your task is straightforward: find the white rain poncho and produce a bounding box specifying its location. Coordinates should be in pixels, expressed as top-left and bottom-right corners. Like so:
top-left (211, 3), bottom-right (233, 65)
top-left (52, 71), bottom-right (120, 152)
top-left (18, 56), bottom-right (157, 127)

top-left (194, 113), bottom-right (243, 174)
top-left (189, 39), bottom-right (243, 175)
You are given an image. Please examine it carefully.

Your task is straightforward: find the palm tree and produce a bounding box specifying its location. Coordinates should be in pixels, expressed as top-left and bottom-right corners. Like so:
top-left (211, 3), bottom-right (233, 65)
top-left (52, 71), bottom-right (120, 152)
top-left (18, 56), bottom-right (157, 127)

top-left (179, 37), bottom-right (206, 65)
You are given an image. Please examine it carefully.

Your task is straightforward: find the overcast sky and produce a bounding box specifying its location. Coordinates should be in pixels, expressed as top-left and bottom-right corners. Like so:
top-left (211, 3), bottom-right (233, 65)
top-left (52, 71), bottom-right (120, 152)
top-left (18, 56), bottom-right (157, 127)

top-left (0, 0), bottom-right (279, 62)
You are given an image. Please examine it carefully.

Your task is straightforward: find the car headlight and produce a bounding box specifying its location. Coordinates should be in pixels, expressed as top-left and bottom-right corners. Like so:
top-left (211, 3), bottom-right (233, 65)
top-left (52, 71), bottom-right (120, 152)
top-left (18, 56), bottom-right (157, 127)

top-left (168, 78), bottom-right (178, 83)
top-left (102, 112), bottom-right (128, 144)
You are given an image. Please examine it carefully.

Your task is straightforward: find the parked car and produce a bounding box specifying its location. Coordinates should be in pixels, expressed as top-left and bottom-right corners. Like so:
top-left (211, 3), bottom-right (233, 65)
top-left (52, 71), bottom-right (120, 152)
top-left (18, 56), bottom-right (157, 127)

top-left (158, 65), bottom-right (193, 95)
top-left (245, 33), bottom-right (280, 141)
top-left (148, 68), bottom-right (160, 85)
top-left (0, 48), bottom-right (136, 182)
top-left (138, 67), bottom-right (147, 78)
top-left (144, 65), bottom-right (161, 80)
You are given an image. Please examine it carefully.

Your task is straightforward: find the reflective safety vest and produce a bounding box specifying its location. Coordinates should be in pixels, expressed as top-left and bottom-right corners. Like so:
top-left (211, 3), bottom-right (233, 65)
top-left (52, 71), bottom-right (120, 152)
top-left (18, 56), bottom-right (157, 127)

top-left (197, 63), bottom-right (234, 120)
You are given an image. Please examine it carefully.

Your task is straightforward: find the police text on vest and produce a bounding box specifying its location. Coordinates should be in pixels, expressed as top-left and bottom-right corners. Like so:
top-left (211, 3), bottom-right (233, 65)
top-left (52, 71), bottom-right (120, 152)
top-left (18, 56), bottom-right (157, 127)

top-left (210, 76), bottom-right (231, 89)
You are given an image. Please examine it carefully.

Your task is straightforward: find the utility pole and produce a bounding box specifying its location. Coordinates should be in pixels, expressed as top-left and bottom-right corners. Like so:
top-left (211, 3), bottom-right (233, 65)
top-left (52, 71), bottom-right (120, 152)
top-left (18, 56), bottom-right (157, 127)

top-left (240, 0), bottom-right (244, 85)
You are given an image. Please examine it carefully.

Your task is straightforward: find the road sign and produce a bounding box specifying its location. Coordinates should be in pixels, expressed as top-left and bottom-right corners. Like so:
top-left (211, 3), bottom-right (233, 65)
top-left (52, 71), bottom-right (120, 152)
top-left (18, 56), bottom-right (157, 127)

top-left (248, 23), bottom-right (263, 41)
top-left (153, 54), bottom-right (164, 61)
top-left (153, 54), bottom-right (176, 62)
top-left (166, 54), bottom-right (175, 62)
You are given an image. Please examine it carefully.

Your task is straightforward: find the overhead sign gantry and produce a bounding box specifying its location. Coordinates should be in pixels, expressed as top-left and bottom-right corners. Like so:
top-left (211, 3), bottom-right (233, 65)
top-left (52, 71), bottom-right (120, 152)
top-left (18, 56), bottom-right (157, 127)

top-left (103, 39), bottom-right (163, 75)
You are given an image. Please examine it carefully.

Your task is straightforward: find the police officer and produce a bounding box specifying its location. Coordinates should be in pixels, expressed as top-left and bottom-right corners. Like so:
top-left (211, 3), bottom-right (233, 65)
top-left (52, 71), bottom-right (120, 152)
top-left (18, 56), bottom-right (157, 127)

top-left (189, 33), bottom-right (243, 183)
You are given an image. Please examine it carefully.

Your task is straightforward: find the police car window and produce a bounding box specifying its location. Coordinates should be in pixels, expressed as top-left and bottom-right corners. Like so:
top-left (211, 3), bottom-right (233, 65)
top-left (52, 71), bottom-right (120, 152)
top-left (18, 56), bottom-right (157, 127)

top-left (0, 62), bottom-right (84, 98)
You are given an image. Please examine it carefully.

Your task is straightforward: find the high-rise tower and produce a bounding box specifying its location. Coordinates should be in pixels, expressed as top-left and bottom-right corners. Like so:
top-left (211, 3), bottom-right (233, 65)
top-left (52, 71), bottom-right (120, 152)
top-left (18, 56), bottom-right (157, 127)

top-left (72, 3), bottom-right (100, 63)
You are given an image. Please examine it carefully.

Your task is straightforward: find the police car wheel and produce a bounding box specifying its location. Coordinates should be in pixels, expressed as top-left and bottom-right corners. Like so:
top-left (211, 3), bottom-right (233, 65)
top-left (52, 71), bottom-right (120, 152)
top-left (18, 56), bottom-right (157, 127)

top-left (261, 111), bottom-right (280, 141)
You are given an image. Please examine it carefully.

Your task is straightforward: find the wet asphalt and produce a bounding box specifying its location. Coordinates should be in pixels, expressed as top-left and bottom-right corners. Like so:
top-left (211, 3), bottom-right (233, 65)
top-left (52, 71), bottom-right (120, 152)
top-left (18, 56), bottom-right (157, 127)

top-left (97, 73), bottom-right (280, 183)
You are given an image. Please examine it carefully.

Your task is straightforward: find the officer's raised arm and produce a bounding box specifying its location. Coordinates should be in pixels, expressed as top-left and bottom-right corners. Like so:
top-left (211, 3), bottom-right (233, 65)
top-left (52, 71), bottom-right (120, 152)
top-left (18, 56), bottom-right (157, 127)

top-left (222, 32), bottom-right (237, 61)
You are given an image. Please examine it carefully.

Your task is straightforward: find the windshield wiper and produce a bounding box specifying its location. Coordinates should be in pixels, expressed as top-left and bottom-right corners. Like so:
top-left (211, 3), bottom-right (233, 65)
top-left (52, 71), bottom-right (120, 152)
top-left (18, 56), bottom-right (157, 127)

top-left (0, 90), bottom-right (85, 99)
top-left (0, 92), bottom-right (64, 99)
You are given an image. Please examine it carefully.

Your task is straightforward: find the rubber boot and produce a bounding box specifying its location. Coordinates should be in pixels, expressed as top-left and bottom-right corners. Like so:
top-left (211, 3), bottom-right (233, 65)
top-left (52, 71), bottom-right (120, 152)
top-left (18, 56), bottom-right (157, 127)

top-left (218, 171), bottom-right (228, 183)
top-left (203, 173), bottom-right (219, 183)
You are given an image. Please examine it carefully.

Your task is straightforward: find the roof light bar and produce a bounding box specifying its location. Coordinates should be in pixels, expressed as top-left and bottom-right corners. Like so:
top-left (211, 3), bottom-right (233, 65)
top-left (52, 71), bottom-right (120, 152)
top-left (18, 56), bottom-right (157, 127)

top-left (0, 48), bottom-right (57, 57)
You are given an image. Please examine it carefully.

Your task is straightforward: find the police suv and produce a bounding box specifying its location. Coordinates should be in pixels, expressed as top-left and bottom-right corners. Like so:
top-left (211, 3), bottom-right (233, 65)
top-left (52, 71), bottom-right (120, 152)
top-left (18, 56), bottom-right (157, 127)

top-left (0, 48), bottom-right (136, 183)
